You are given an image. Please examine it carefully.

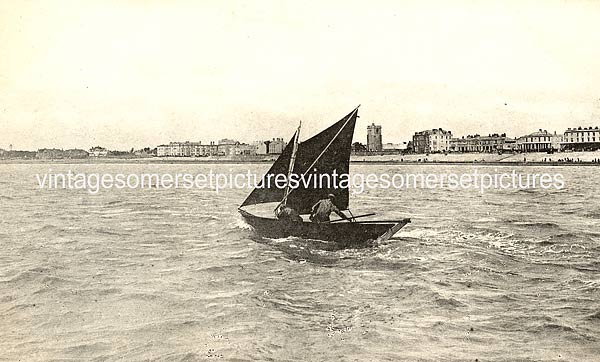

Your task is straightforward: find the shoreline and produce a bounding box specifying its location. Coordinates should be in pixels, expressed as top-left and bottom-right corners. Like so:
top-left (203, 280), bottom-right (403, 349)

top-left (1, 158), bottom-right (599, 166)
top-left (2, 150), bottom-right (600, 166)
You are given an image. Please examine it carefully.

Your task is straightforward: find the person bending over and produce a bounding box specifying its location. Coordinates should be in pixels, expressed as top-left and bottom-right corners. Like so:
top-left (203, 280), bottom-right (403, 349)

top-left (310, 194), bottom-right (350, 223)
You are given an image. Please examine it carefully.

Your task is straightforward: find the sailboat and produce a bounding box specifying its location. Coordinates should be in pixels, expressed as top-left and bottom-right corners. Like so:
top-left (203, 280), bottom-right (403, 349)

top-left (238, 106), bottom-right (410, 247)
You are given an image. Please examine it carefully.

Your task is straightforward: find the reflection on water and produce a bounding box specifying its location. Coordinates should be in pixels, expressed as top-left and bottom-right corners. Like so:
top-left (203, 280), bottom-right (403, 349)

top-left (0, 163), bottom-right (599, 361)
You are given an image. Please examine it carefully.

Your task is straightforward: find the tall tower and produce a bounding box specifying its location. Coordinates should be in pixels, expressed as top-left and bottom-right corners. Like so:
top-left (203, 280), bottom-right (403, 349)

top-left (367, 123), bottom-right (382, 152)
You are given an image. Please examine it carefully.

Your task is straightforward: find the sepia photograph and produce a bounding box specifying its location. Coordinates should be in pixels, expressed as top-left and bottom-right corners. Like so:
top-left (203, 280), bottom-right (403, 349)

top-left (1, 1), bottom-right (599, 361)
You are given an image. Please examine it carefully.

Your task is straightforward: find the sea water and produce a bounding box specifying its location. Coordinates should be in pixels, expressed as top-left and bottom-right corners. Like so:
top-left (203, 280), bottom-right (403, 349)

top-left (0, 163), bottom-right (598, 361)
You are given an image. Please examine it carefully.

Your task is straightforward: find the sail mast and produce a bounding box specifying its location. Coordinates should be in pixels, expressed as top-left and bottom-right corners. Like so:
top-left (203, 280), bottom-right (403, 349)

top-left (280, 121), bottom-right (301, 207)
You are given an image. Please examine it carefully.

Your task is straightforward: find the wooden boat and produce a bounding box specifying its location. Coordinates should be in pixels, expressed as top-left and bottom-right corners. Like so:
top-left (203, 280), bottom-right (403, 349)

top-left (239, 209), bottom-right (409, 247)
top-left (238, 106), bottom-right (410, 245)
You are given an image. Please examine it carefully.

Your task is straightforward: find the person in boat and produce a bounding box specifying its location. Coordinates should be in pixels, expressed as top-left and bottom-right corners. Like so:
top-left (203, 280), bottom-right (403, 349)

top-left (275, 204), bottom-right (303, 223)
top-left (310, 194), bottom-right (351, 223)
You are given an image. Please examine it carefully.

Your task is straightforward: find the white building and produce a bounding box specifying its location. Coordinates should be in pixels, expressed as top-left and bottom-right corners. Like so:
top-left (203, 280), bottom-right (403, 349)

top-left (157, 142), bottom-right (213, 157)
top-left (89, 146), bottom-right (108, 157)
top-left (412, 128), bottom-right (452, 153)
top-left (450, 134), bottom-right (508, 153)
top-left (255, 141), bottom-right (269, 155)
top-left (268, 138), bottom-right (286, 154)
top-left (157, 141), bottom-right (256, 157)
top-left (562, 126), bottom-right (600, 151)
top-left (516, 130), bottom-right (562, 152)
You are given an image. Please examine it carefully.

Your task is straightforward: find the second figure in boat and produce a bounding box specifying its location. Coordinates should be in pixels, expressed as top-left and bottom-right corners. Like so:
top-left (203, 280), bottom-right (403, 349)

top-left (275, 204), bottom-right (303, 223)
top-left (309, 194), bottom-right (351, 223)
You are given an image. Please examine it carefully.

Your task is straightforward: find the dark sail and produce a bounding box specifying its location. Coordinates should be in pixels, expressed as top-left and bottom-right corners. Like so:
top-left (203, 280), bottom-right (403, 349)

top-left (240, 107), bottom-right (358, 214)
top-left (285, 108), bottom-right (357, 213)
top-left (240, 133), bottom-right (297, 207)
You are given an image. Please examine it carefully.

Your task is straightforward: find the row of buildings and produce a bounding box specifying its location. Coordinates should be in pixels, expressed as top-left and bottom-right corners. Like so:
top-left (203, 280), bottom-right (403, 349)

top-left (33, 146), bottom-right (147, 159)
top-left (5, 122), bottom-right (598, 160)
top-left (155, 138), bottom-right (287, 157)
top-left (409, 126), bottom-right (600, 154)
top-left (3, 146), bottom-right (156, 159)
top-left (3, 137), bottom-right (290, 159)
top-left (0, 147), bottom-right (114, 160)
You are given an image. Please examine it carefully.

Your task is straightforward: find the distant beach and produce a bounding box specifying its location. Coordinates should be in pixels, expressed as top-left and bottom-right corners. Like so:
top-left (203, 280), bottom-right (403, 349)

top-left (350, 150), bottom-right (600, 165)
top-left (2, 150), bottom-right (600, 165)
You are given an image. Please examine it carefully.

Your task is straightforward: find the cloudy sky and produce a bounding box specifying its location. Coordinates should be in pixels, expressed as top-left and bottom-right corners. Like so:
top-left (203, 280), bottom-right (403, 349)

top-left (1, 0), bottom-right (599, 150)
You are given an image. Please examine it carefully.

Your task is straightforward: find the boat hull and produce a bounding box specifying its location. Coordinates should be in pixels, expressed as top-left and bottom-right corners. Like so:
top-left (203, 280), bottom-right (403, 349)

top-left (239, 209), bottom-right (410, 247)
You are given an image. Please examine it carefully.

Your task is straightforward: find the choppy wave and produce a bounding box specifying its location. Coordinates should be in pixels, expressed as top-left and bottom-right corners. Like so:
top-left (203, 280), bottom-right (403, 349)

top-left (1, 163), bottom-right (599, 361)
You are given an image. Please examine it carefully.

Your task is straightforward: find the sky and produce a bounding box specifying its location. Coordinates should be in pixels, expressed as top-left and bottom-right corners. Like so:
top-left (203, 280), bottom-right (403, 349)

top-left (1, 0), bottom-right (600, 150)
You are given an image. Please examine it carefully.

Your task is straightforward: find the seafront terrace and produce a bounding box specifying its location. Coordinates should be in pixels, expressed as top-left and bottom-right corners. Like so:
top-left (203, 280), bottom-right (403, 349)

top-left (351, 150), bottom-right (600, 164)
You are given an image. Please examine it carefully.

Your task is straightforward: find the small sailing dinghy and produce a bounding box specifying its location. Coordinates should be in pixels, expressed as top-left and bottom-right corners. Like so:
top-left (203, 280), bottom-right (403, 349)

top-left (238, 106), bottom-right (410, 247)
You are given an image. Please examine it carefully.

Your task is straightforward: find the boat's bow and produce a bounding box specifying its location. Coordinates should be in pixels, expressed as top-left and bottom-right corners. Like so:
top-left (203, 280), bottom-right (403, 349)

top-left (374, 219), bottom-right (411, 243)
